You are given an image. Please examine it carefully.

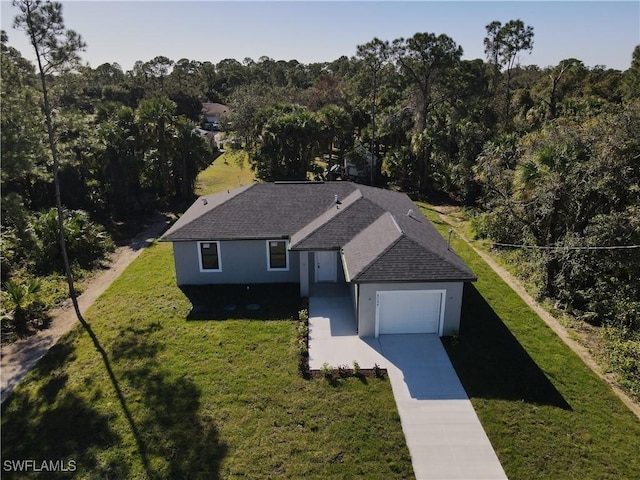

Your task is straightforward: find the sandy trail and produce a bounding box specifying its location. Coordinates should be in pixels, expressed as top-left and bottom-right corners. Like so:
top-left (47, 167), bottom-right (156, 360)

top-left (433, 208), bottom-right (640, 420)
top-left (1, 214), bottom-right (171, 401)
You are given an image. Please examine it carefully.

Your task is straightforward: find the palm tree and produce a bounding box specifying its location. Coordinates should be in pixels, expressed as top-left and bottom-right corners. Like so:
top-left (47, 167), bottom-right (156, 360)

top-left (136, 97), bottom-right (178, 197)
top-left (3, 279), bottom-right (41, 335)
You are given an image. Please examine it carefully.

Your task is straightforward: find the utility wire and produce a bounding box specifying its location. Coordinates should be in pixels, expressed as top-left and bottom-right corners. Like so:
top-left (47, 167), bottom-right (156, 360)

top-left (492, 243), bottom-right (640, 251)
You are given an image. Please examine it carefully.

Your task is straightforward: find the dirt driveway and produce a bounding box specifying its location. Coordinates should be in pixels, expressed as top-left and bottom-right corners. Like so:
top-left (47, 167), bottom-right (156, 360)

top-left (1, 214), bottom-right (172, 401)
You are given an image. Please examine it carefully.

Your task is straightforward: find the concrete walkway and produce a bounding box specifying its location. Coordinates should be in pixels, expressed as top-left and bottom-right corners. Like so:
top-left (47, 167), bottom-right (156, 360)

top-left (309, 288), bottom-right (508, 480)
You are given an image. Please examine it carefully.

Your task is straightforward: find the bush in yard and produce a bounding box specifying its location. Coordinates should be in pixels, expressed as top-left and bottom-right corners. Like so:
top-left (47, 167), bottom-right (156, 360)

top-left (602, 326), bottom-right (640, 400)
top-left (32, 208), bottom-right (114, 275)
top-left (297, 305), bottom-right (310, 377)
top-left (320, 362), bottom-right (334, 378)
top-left (1, 279), bottom-right (47, 336)
top-left (352, 360), bottom-right (361, 376)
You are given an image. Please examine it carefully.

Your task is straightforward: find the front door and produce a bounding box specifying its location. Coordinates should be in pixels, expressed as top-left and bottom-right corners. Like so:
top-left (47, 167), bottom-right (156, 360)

top-left (315, 251), bottom-right (337, 282)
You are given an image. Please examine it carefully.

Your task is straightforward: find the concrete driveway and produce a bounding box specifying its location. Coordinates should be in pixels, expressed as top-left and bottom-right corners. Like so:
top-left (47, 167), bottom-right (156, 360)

top-left (309, 292), bottom-right (508, 480)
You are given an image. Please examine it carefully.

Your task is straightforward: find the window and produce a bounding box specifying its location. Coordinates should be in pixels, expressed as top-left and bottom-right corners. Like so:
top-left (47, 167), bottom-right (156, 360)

top-left (267, 240), bottom-right (288, 271)
top-left (198, 241), bottom-right (221, 271)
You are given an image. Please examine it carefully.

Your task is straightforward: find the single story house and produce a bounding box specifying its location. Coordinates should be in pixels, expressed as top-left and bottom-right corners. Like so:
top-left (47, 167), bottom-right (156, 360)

top-left (201, 102), bottom-right (230, 131)
top-left (160, 182), bottom-right (476, 337)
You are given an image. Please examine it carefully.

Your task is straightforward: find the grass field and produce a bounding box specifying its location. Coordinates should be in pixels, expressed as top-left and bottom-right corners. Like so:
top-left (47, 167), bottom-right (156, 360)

top-left (195, 149), bottom-right (255, 196)
top-left (419, 203), bottom-right (640, 480)
top-left (1, 158), bottom-right (413, 479)
top-left (1, 242), bottom-right (413, 479)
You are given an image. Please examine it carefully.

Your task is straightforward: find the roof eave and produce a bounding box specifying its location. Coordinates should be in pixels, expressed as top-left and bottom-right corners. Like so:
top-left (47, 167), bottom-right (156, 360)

top-left (351, 276), bottom-right (477, 284)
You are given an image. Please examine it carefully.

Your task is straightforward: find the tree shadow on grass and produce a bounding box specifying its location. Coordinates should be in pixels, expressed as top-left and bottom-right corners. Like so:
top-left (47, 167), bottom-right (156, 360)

top-left (180, 283), bottom-right (301, 321)
top-left (2, 320), bottom-right (228, 479)
top-left (1, 339), bottom-right (128, 479)
top-left (110, 322), bottom-right (228, 478)
top-left (443, 284), bottom-right (572, 410)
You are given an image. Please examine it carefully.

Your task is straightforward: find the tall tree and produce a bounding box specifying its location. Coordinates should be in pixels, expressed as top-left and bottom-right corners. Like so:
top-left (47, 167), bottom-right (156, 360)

top-left (622, 45), bottom-right (640, 101)
top-left (13, 5), bottom-right (155, 472)
top-left (250, 104), bottom-right (321, 181)
top-left (166, 58), bottom-right (203, 119)
top-left (484, 20), bottom-right (534, 123)
top-left (13, 0), bottom-right (87, 326)
top-left (0, 29), bottom-right (44, 202)
top-left (0, 30), bottom-right (44, 277)
top-left (356, 38), bottom-right (390, 184)
top-left (318, 104), bottom-right (353, 166)
top-left (135, 96), bottom-right (178, 197)
top-left (544, 58), bottom-right (582, 119)
top-left (392, 32), bottom-right (463, 192)
top-left (97, 105), bottom-right (143, 217)
top-left (144, 55), bottom-right (174, 93)
top-left (172, 117), bottom-right (211, 200)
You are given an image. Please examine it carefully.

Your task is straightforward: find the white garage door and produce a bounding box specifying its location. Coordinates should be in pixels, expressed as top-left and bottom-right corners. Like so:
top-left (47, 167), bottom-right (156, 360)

top-left (376, 290), bottom-right (444, 336)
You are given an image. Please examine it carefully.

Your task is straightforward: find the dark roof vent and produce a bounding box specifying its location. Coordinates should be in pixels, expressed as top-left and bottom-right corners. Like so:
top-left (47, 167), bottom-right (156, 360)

top-left (202, 198), bottom-right (208, 205)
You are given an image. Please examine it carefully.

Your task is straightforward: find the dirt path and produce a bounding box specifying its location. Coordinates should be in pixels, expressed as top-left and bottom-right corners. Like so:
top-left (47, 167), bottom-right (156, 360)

top-left (434, 209), bottom-right (640, 420)
top-left (1, 214), bottom-right (172, 402)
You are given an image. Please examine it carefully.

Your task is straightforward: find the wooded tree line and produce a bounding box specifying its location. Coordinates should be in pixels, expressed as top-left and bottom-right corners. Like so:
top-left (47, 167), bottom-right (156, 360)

top-left (1, 1), bottom-right (639, 354)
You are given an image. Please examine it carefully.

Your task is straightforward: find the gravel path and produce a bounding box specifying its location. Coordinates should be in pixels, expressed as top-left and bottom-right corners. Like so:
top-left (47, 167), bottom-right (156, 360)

top-left (434, 209), bottom-right (640, 420)
top-left (0, 214), bottom-right (172, 402)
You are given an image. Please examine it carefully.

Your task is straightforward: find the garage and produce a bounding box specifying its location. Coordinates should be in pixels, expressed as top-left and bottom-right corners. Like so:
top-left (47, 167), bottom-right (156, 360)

top-left (375, 290), bottom-right (445, 336)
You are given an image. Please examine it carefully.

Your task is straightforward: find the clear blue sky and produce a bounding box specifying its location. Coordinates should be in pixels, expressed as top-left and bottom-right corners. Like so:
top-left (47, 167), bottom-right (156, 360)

top-left (2, 1), bottom-right (639, 71)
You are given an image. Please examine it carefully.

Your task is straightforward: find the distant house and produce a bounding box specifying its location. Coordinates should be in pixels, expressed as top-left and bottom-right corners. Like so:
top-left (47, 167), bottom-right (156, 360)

top-left (192, 127), bottom-right (219, 150)
top-left (344, 144), bottom-right (378, 182)
top-left (161, 181), bottom-right (477, 338)
top-left (201, 103), bottom-right (230, 131)
top-left (326, 144), bottom-right (378, 182)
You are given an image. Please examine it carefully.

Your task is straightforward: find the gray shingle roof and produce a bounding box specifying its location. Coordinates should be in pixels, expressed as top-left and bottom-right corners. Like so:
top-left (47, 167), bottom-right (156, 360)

top-left (160, 181), bottom-right (476, 282)
top-left (291, 197), bottom-right (386, 250)
top-left (341, 212), bottom-right (402, 281)
top-left (290, 189), bottom-right (363, 249)
top-left (162, 182), bottom-right (357, 241)
top-left (350, 237), bottom-right (476, 282)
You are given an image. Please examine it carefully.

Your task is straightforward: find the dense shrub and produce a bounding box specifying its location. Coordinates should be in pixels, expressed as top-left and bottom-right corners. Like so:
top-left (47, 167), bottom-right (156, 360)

top-left (32, 208), bottom-right (115, 275)
top-left (1, 279), bottom-right (49, 336)
top-left (602, 326), bottom-right (640, 401)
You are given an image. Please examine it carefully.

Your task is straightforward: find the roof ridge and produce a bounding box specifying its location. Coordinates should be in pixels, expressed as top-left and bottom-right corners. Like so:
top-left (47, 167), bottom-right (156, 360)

top-left (350, 233), bottom-right (405, 282)
top-left (289, 188), bottom-right (362, 247)
top-left (160, 183), bottom-right (255, 241)
top-left (389, 213), bottom-right (403, 234)
top-left (399, 235), bottom-right (476, 279)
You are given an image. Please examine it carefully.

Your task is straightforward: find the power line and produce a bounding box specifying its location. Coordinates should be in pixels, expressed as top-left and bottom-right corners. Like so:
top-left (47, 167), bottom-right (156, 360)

top-left (492, 242), bottom-right (640, 251)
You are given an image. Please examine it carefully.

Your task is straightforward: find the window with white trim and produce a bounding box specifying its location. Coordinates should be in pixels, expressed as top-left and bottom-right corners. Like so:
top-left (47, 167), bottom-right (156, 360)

top-left (266, 240), bottom-right (289, 271)
top-left (198, 241), bottom-right (221, 271)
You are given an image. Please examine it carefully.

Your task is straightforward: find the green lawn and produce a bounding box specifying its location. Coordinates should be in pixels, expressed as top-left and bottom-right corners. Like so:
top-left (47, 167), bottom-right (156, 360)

top-left (2, 159), bottom-right (414, 478)
top-left (1, 243), bottom-right (413, 479)
top-left (196, 149), bottom-right (255, 196)
top-left (419, 203), bottom-right (640, 480)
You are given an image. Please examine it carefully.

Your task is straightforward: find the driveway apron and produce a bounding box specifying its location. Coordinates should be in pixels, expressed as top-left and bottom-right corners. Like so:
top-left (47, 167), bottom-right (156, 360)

top-left (309, 292), bottom-right (508, 480)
